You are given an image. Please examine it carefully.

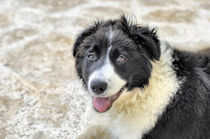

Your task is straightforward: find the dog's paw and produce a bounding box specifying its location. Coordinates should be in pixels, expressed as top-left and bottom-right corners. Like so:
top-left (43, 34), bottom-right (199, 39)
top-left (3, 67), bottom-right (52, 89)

top-left (76, 126), bottom-right (113, 139)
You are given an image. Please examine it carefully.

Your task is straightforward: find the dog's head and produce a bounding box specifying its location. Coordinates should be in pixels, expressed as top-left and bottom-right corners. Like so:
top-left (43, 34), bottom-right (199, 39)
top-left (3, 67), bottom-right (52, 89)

top-left (73, 16), bottom-right (160, 113)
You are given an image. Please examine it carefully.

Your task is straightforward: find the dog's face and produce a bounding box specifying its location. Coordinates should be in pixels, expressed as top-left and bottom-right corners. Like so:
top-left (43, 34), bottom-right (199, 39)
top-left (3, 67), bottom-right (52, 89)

top-left (73, 16), bottom-right (160, 112)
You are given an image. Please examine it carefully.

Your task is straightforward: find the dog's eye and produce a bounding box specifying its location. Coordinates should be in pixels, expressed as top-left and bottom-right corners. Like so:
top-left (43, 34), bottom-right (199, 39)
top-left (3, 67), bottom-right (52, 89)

top-left (87, 53), bottom-right (96, 61)
top-left (116, 55), bottom-right (127, 63)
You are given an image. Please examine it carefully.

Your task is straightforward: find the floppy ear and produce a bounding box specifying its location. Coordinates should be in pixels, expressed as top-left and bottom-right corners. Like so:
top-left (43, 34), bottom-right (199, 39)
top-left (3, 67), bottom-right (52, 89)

top-left (73, 22), bottom-right (100, 57)
top-left (120, 16), bottom-right (161, 60)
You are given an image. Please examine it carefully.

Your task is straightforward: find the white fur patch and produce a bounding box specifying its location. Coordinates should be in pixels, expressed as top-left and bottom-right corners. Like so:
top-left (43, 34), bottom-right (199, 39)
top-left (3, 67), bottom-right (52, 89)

top-left (82, 42), bottom-right (181, 139)
top-left (88, 47), bottom-right (126, 97)
top-left (108, 29), bottom-right (114, 41)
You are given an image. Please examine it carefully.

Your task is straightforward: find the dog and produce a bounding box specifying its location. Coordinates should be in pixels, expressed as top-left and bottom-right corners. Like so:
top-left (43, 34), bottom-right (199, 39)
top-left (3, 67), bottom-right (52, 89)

top-left (73, 16), bottom-right (210, 139)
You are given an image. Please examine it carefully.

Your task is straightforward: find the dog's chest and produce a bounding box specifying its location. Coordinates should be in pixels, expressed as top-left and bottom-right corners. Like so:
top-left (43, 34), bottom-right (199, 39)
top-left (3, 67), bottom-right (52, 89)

top-left (108, 116), bottom-right (145, 139)
top-left (85, 109), bottom-right (146, 139)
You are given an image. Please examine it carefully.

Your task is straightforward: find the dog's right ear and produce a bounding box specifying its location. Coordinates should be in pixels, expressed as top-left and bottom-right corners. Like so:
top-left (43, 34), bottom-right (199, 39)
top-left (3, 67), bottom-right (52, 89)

top-left (73, 23), bottom-right (100, 57)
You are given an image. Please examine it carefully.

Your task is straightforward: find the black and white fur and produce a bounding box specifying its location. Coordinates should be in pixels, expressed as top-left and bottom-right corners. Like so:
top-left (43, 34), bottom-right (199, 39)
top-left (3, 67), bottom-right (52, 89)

top-left (73, 16), bottom-right (210, 139)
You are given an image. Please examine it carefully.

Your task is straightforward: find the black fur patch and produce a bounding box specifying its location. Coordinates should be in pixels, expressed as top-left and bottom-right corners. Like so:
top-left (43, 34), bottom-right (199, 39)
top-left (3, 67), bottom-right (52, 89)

top-left (143, 50), bottom-right (210, 139)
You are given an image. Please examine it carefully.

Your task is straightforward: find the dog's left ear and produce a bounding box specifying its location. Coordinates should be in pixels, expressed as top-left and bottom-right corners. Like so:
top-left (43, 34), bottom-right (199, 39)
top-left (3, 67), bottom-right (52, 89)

top-left (73, 22), bottom-right (100, 57)
top-left (120, 16), bottom-right (161, 60)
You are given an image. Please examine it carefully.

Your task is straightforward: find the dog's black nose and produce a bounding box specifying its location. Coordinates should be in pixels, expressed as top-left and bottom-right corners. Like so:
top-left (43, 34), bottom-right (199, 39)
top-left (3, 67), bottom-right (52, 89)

top-left (91, 80), bottom-right (107, 95)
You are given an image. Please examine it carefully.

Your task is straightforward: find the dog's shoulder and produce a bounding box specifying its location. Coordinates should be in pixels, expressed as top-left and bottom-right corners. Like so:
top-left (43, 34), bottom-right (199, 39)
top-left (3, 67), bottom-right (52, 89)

top-left (143, 42), bottom-right (210, 139)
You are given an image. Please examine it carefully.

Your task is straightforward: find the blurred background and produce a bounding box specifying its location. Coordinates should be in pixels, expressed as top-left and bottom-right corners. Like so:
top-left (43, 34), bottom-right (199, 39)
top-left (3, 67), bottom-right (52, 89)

top-left (0, 0), bottom-right (210, 138)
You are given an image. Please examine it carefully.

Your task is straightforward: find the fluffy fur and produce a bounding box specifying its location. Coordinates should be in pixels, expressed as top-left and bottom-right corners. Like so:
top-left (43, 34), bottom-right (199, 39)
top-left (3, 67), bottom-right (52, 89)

top-left (73, 16), bottom-right (210, 139)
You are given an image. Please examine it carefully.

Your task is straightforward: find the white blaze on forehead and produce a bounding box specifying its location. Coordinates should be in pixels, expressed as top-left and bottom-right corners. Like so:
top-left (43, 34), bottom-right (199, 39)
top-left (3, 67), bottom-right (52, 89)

top-left (88, 46), bottom-right (126, 97)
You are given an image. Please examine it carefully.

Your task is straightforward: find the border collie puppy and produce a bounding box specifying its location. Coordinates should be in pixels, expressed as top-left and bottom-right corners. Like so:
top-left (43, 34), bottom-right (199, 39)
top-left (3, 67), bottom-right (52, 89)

top-left (73, 16), bottom-right (210, 139)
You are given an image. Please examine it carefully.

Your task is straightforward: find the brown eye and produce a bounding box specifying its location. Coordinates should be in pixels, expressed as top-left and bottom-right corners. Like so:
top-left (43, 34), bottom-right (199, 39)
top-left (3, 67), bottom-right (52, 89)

top-left (87, 53), bottom-right (95, 61)
top-left (116, 55), bottom-right (127, 63)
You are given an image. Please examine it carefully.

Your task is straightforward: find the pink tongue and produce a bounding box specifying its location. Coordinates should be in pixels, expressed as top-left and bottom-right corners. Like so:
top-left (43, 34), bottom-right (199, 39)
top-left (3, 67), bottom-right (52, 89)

top-left (93, 97), bottom-right (110, 112)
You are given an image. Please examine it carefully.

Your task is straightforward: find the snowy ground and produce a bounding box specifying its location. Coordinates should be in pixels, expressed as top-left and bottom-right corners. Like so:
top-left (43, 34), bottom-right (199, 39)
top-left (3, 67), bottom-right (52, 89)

top-left (0, 0), bottom-right (210, 138)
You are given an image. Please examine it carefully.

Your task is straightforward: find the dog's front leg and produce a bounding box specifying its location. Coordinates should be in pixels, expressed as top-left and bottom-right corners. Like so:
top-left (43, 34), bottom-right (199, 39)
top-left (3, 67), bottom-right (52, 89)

top-left (76, 125), bottom-right (113, 139)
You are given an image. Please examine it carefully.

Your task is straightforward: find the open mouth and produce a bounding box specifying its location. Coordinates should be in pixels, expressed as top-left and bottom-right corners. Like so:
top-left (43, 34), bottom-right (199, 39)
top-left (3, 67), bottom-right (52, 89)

top-left (92, 85), bottom-right (126, 113)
